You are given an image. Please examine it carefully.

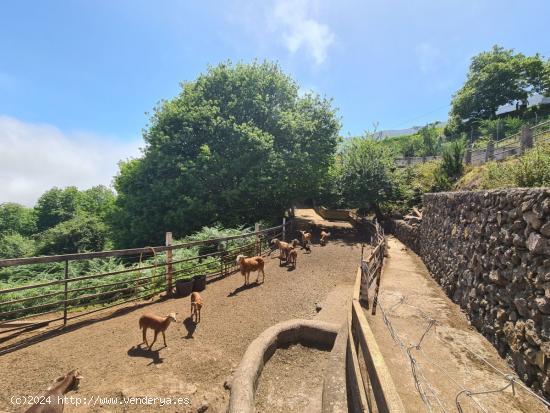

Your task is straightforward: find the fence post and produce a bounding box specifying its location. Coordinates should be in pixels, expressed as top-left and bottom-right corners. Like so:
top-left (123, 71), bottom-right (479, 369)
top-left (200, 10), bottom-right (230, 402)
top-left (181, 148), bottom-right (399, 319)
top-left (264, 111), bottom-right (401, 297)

top-left (521, 124), bottom-right (534, 153)
top-left (255, 223), bottom-right (260, 255)
top-left (63, 260), bottom-right (69, 325)
top-left (165, 232), bottom-right (173, 296)
top-left (485, 139), bottom-right (495, 162)
top-left (282, 217), bottom-right (286, 242)
top-left (465, 145), bottom-right (472, 165)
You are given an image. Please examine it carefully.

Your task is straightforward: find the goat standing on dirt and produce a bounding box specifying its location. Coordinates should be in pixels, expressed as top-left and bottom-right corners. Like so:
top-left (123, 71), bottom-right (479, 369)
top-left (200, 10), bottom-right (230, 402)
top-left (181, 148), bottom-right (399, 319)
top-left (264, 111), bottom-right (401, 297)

top-left (270, 238), bottom-right (292, 264)
top-left (25, 369), bottom-right (83, 413)
top-left (190, 292), bottom-right (203, 323)
top-left (139, 312), bottom-right (177, 350)
top-left (320, 231), bottom-right (331, 246)
top-left (299, 230), bottom-right (312, 251)
top-left (236, 254), bottom-right (265, 286)
top-left (287, 247), bottom-right (298, 268)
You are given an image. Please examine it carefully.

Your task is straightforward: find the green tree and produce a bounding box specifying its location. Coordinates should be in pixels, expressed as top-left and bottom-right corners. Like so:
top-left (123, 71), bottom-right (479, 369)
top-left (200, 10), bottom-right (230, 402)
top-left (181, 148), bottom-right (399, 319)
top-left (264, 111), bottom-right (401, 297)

top-left (0, 203), bottom-right (37, 236)
top-left (449, 45), bottom-right (549, 132)
top-left (434, 140), bottom-right (466, 190)
top-left (337, 137), bottom-right (403, 219)
top-left (112, 61), bottom-right (340, 246)
top-left (37, 214), bottom-right (109, 255)
top-left (79, 185), bottom-right (116, 220)
top-left (34, 187), bottom-right (81, 232)
top-left (419, 124), bottom-right (442, 156)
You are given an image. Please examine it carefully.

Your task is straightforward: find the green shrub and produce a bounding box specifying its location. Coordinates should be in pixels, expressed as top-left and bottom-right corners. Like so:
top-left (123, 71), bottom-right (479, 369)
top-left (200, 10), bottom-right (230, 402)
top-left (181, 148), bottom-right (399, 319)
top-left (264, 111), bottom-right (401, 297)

top-left (0, 233), bottom-right (36, 259)
top-left (37, 214), bottom-right (109, 255)
top-left (515, 142), bottom-right (550, 187)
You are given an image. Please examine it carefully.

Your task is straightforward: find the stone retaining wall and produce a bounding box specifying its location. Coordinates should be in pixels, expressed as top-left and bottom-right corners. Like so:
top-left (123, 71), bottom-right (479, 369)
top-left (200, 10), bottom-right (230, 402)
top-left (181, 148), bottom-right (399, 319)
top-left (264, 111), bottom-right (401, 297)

top-left (392, 220), bottom-right (421, 254)
top-left (393, 188), bottom-right (550, 396)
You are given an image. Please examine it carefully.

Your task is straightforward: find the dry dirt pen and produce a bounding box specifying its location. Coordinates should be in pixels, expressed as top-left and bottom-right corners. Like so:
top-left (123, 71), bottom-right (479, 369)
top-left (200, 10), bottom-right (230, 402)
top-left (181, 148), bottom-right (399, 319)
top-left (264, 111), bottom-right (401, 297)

top-left (0, 234), bottom-right (363, 413)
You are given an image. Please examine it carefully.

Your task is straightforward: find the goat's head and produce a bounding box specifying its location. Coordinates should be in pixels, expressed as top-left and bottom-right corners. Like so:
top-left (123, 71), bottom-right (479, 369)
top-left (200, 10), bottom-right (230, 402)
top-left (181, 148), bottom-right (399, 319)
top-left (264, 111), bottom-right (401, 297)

top-left (167, 312), bottom-right (177, 323)
top-left (270, 238), bottom-right (280, 247)
top-left (48, 369), bottom-right (83, 393)
top-left (236, 254), bottom-right (246, 265)
top-left (291, 239), bottom-right (300, 248)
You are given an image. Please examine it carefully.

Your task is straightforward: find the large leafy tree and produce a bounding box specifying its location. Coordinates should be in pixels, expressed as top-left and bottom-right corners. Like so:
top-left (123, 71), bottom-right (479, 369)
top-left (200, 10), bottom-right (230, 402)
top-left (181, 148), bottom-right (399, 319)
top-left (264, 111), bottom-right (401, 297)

top-left (34, 185), bottom-right (116, 233)
top-left (447, 45), bottom-right (549, 136)
top-left (112, 61), bottom-right (340, 247)
top-left (34, 187), bottom-right (81, 232)
top-left (337, 138), bottom-right (403, 219)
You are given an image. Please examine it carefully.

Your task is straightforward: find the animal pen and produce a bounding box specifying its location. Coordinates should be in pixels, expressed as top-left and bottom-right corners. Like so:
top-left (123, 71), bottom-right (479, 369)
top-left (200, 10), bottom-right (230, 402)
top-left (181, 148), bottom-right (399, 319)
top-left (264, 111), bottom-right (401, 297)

top-left (0, 222), bottom-right (287, 342)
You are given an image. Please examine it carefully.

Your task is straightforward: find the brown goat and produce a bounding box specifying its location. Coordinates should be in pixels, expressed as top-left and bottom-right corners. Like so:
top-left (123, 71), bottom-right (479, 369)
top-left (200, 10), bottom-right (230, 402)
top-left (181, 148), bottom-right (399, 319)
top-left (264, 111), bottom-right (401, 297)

top-left (139, 312), bottom-right (177, 350)
top-left (270, 238), bottom-right (292, 264)
top-left (320, 231), bottom-right (331, 246)
top-left (25, 369), bottom-right (83, 413)
top-left (190, 292), bottom-right (203, 323)
top-left (236, 254), bottom-right (265, 286)
top-left (287, 248), bottom-right (298, 268)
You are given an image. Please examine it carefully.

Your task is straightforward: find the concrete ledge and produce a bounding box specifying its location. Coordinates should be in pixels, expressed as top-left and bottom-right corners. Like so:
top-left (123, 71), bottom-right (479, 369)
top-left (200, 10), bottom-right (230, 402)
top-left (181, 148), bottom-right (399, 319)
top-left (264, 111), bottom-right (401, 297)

top-left (322, 321), bottom-right (348, 413)
top-left (228, 319), bottom-right (339, 413)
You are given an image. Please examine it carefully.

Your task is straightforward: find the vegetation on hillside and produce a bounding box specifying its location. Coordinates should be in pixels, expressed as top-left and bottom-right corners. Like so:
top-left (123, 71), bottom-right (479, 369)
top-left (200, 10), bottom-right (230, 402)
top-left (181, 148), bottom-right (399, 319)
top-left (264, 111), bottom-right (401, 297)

top-left (456, 142), bottom-right (550, 190)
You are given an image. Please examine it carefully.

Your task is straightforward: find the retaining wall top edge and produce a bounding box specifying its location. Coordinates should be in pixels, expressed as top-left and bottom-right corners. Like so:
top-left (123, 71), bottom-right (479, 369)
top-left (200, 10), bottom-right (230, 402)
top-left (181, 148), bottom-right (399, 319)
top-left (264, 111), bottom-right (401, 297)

top-left (423, 187), bottom-right (550, 198)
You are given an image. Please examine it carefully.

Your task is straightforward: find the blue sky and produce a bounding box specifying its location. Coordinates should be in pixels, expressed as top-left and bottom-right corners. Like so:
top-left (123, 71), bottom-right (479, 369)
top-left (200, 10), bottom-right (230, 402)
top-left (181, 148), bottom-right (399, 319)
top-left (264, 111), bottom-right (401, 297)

top-left (1, 0), bottom-right (549, 204)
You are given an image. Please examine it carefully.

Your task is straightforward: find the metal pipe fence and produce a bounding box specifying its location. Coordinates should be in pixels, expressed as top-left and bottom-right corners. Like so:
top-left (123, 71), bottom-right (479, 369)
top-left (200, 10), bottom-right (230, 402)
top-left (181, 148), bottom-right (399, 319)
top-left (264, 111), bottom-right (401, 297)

top-left (395, 119), bottom-right (550, 167)
top-left (0, 222), bottom-right (286, 335)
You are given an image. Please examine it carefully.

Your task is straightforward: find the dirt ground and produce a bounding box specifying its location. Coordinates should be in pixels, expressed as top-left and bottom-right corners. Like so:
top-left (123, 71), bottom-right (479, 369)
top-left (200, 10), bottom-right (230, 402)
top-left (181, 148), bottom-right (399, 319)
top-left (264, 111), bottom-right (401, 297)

top-left (0, 235), bottom-right (361, 413)
top-left (255, 344), bottom-right (328, 413)
top-left (366, 236), bottom-right (548, 413)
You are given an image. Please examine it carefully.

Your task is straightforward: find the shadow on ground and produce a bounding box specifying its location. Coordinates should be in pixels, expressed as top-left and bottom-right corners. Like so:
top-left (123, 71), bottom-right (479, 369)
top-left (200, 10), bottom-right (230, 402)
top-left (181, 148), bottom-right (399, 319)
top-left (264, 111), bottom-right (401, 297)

top-left (127, 344), bottom-right (164, 365)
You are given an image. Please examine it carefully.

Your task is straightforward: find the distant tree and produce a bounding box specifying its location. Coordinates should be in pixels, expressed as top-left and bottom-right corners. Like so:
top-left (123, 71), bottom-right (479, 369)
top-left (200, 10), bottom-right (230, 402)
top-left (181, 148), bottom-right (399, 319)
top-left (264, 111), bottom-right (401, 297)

top-left (34, 187), bottom-right (81, 232)
top-left (419, 124), bottom-right (442, 156)
top-left (37, 214), bottom-right (109, 255)
top-left (112, 61), bottom-right (340, 247)
top-left (449, 45), bottom-right (549, 132)
top-left (337, 137), bottom-right (403, 219)
top-left (79, 185), bottom-right (116, 220)
top-left (479, 117), bottom-right (523, 140)
top-left (0, 203), bottom-right (37, 236)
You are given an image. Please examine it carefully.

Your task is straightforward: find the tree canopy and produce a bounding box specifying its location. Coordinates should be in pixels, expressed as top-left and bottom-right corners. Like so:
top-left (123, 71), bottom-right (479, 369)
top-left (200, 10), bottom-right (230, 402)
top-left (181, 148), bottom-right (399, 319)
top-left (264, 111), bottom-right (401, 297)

top-left (337, 137), bottom-right (403, 219)
top-left (447, 45), bottom-right (550, 136)
top-left (0, 203), bottom-right (36, 236)
top-left (112, 61), bottom-right (340, 247)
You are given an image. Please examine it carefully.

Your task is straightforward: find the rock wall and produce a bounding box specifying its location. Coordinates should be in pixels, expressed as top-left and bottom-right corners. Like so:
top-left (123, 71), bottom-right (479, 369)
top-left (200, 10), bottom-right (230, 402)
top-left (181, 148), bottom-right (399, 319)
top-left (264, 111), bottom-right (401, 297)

top-left (392, 220), bottom-right (421, 255)
top-left (393, 188), bottom-right (550, 396)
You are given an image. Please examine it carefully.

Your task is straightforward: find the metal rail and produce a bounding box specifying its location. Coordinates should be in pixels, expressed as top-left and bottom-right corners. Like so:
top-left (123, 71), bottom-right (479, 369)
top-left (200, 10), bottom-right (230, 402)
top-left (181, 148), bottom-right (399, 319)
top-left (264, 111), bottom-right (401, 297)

top-left (0, 223), bottom-right (286, 333)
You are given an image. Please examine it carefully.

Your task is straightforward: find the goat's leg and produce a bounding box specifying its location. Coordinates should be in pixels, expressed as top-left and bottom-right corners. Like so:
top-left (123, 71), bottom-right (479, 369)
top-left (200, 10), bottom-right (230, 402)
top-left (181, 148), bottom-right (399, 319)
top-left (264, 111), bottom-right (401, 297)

top-left (162, 331), bottom-right (167, 347)
top-left (198, 308), bottom-right (201, 323)
top-left (142, 327), bottom-right (148, 347)
top-left (149, 331), bottom-right (158, 350)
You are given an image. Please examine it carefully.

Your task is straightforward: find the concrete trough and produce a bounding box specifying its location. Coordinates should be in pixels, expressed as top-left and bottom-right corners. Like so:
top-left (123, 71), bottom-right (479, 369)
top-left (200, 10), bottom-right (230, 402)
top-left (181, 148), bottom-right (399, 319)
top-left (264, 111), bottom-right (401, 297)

top-left (228, 319), bottom-right (340, 413)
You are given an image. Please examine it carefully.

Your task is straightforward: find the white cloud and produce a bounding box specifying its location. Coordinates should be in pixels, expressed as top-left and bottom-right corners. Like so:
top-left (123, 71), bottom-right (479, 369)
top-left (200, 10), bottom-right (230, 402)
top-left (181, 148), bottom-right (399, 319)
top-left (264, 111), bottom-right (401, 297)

top-left (272, 0), bottom-right (335, 65)
top-left (0, 115), bottom-right (143, 206)
top-left (228, 0), bottom-right (335, 66)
